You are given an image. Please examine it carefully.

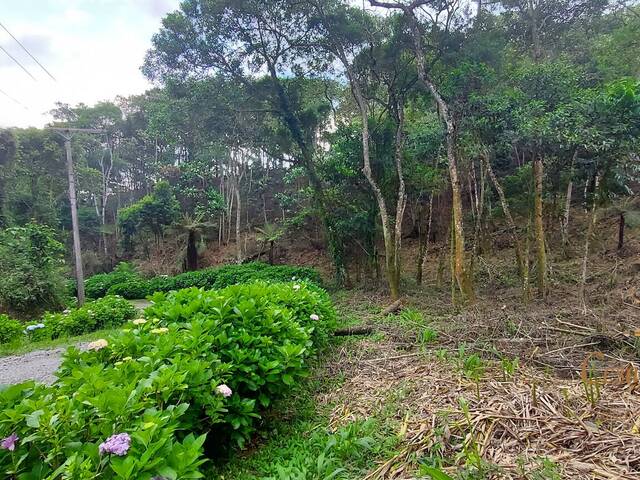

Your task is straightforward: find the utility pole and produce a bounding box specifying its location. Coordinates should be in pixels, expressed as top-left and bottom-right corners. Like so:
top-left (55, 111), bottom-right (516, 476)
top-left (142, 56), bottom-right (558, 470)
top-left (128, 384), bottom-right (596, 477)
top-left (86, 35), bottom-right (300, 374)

top-left (50, 127), bottom-right (104, 306)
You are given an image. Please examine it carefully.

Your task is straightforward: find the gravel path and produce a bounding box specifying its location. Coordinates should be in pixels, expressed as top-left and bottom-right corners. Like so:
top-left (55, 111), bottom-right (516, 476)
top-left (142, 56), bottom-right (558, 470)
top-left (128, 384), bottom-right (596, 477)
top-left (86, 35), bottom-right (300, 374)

top-left (0, 345), bottom-right (82, 386)
top-left (0, 299), bottom-right (151, 387)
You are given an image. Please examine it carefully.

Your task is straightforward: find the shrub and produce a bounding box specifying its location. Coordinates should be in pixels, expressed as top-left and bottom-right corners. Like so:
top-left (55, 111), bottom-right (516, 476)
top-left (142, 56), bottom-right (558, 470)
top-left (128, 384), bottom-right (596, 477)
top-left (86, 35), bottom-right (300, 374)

top-left (30, 296), bottom-right (137, 341)
top-left (0, 282), bottom-right (334, 479)
top-left (0, 223), bottom-right (66, 316)
top-left (85, 262), bottom-right (141, 299)
top-left (0, 314), bottom-right (22, 344)
top-left (104, 262), bottom-right (322, 299)
top-left (107, 279), bottom-right (152, 299)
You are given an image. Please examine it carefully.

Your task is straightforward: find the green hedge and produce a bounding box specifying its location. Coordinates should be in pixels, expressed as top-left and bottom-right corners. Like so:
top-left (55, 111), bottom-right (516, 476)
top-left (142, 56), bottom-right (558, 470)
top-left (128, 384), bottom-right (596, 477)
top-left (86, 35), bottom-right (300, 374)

top-left (84, 263), bottom-right (141, 299)
top-left (35, 296), bottom-right (137, 341)
top-left (0, 281), bottom-right (335, 479)
top-left (0, 314), bottom-right (23, 344)
top-left (102, 262), bottom-right (322, 299)
top-left (0, 296), bottom-right (137, 345)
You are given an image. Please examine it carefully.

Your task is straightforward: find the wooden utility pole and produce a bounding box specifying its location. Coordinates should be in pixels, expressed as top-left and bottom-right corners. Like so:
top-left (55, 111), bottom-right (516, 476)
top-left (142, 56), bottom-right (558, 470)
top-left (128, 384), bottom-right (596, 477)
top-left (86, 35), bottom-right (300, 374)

top-left (50, 127), bottom-right (104, 306)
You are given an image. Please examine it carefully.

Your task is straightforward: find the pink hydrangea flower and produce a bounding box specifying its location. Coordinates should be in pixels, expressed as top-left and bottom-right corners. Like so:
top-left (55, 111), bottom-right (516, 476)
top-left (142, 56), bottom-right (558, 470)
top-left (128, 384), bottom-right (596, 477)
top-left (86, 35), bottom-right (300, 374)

top-left (1, 433), bottom-right (18, 451)
top-left (310, 314), bottom-right (320, 321)
top-left (99, 433), bottom-right (131, 456)
top-left (216, 384), bottom-right (232, 398)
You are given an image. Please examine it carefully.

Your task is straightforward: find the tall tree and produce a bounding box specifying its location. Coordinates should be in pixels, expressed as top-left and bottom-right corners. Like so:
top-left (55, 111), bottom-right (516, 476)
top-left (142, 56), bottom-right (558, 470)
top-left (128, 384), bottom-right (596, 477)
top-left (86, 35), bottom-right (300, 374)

top-left (369, 0), bottom-right (476, 301)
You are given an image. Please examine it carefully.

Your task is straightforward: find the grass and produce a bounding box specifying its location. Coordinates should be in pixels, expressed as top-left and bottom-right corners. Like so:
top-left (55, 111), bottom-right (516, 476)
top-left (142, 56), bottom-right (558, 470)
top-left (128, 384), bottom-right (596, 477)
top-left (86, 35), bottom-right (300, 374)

top-left (213, 356), bottom-right (399, 479)
top-left (0, 327), bottom-right (119, 357)
top-left (211, 294), bottom-right (402, 479)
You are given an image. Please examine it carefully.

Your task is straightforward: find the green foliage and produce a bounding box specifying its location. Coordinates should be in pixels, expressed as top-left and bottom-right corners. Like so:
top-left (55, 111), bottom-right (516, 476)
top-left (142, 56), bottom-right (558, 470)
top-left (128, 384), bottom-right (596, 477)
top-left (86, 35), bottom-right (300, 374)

top-left (33, 295), bottom-right (137, 342)
top-left (420, 467), bottom-right (454, 480)
top-left (0, 314), bottom-right (22, 344)
top-left (118, 181), bottom-right (180, 249)
top-left (419, 327), bottom-right (439, 346)
top-left (500, 356), bottom-right (519, 381)
top-left (85, 262), bottom-right (141, 299)
top-left (517, 457), bottom-right (562, 480)
top-left (105, 262), bottom-right (322, 299)
top-left (0, 281), bottom-right (334, 479)
top-left (0, 223), bottom-right (66, 316)
top-left (259, 421), bottom-right (376, 480)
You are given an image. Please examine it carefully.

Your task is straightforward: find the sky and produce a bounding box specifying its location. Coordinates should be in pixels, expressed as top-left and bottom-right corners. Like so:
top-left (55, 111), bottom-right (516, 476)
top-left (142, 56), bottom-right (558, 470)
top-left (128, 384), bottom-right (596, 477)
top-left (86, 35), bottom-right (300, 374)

top-left (0, 0), bottom-right (181, 128)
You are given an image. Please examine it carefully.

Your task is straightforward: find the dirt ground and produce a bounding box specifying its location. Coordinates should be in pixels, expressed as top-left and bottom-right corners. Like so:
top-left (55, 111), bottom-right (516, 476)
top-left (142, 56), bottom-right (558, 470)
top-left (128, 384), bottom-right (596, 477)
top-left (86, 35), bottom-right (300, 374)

top-left (323, 285), bottom-right (640, 479)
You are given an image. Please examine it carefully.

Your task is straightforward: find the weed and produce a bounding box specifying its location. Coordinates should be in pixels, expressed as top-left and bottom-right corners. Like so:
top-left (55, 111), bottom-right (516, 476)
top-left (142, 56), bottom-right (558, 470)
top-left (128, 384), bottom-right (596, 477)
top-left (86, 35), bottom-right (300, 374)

top-left (420, 466), bottom-right (454, 480)
top-left (516, 456), bottom-right (562, 480)
top-left (400, 308), bottom-right (424, 324)
top-left (435, 349), bottom-right (449, 362)
top-left (505, 318), bottom-right (519, 336)
top-left (500, 356), bottom-right (519, 381)
top-left (458, 351), bottom-right (485, 400)
top-left (580, 352), bottom-right (604, 408)
top-left (419, 327), bottom-right (439, 346)
top-left (371, 331), bottom-right (386, 342)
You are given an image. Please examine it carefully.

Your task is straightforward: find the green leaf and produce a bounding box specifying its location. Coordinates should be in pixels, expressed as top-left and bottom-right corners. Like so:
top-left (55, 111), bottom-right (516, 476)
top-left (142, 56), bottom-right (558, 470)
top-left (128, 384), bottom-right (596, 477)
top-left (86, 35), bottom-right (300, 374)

top-left (422, 467), bottom-right (455, 480)
top-left (25, 409), bottom-right (44, 428)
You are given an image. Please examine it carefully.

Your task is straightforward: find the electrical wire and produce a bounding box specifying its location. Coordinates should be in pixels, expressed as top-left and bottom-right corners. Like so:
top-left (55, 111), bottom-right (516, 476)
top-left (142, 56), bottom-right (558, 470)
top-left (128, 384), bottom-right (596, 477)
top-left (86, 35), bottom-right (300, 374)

top-left (0, 21), bottom-right (56, 81)
top-left (0, 43), bottom-right (36, 81)
top-left (0, 86), bottom-right (28, 110)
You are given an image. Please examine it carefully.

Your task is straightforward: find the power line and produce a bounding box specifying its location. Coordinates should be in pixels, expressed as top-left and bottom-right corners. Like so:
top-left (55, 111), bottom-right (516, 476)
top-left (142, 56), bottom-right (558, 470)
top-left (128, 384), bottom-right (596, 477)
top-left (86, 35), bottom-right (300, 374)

top-left (0, 21), bottom-right (56, 81)
top-left (0, 86), bottom-right (28, 110)
top-left (0, 43), bottom-right (36, 81)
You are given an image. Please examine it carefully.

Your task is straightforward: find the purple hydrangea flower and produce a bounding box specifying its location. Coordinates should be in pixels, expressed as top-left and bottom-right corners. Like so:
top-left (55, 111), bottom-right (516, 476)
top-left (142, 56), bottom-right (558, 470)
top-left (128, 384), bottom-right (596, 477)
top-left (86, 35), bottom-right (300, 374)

top-left (99, 433), bottom-right (131, 456)
top-left (1, 433), bottom-right (19, 451)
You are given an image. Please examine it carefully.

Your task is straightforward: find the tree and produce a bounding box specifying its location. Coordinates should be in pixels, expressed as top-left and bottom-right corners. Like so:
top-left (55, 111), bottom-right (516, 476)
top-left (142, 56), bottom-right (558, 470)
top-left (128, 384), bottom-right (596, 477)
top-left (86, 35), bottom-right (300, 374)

top-left (255, 223), bottom-right (284, 265)
top-left (143, 0), bottom-right (346, 284)
top-left (368, 0), bottom-right (476, 301)
top-left (118, 181), bottom-right (180, 252)
top-left (0, 130), bottom-right (16, 227)
top-left (176, 213), bottom-right (215, 271)
top-left (0, 223), bottom-right (66, 316)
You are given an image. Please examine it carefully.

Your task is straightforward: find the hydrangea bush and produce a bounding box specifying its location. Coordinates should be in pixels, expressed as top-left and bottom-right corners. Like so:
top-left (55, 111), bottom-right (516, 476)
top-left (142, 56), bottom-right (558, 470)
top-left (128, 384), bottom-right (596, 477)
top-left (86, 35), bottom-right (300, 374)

top-left (99, 262), bottom-right (323, 299)
top-left (84, 262), bottom-right (141, 299)
top-left (0, 296), bottom-right (137, 345)
top-left (0, 314), bottom-right (23, 344)
top-left (0, 281), bottom-right (335, 479)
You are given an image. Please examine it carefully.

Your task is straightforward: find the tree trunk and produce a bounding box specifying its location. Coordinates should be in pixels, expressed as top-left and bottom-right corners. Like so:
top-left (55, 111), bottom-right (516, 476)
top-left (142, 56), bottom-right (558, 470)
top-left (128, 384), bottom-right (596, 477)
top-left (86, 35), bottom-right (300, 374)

top-left (416, 194), bottom-right (434, 285)
top-left (0, 177), bottom-right (6, 227)
top-left (235, 183), bottom-right (242, 263)
top-left (186, 230), bottom-right (198, 271)
top-left (617, 212), bottom-right (625, 252)
top-left (403, 11), bottom-right (474, 302)
top-left (483, 154), bottom-right (527, 295)
top-left (266, 61), bottom-right (346, 285)
top-left (579, 173), bottom-right (600, 313)
top-left (533, 155), bottom-right (547, 298)
top-left (268, 240), bottom-right (274, 265)
top-left (64, 137), bottom-right (85, 306)
top-left (528, 0), bottom-right (542, 61)
top-left (561, 149), bottom-right (577, 254)
top-left (471, 159), bottom-right (486, 273)
top-left (340, 56), bottom-right (403, 301)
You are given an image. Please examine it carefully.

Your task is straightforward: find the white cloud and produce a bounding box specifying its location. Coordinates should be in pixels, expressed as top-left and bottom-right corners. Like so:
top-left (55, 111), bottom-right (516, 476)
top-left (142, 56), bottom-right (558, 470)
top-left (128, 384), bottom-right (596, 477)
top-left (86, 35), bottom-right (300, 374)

top-left (0, 0), bottom-right (181, 128)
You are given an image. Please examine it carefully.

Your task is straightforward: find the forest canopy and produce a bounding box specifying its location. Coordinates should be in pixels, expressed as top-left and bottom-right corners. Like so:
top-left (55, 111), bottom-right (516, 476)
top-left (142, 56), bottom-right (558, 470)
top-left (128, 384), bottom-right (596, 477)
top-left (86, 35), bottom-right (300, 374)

top-left (0, 0), bottom-right (638, 311)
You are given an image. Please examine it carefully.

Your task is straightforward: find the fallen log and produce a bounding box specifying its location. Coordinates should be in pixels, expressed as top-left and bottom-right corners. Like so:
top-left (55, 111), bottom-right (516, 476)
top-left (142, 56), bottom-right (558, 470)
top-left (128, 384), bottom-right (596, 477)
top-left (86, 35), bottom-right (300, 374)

top-left (381, 299), bottom-right (402, 316)
top-left (334, 326), bottom-right (374, 336)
